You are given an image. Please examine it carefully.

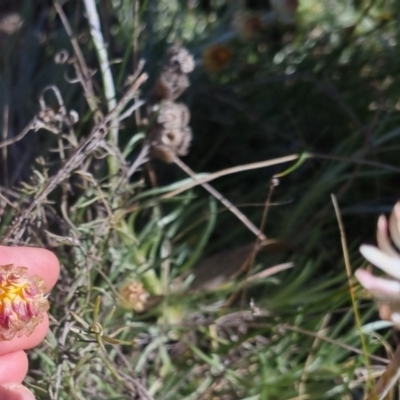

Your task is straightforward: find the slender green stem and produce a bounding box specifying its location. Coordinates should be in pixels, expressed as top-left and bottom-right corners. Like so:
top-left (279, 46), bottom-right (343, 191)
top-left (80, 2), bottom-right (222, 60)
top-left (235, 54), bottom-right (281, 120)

top-left (331, 194), bottom-right (373, 392)
top-left (83, 0), bottom-right (119, 176)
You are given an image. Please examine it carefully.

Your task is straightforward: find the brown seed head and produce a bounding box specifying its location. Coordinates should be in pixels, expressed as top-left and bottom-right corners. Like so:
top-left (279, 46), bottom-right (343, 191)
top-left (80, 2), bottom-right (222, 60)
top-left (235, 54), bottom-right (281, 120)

top-left (154, 70), bottom-right (190, 101)
top-left (166, 46), bottom-right (195, 74)
top-left (157, 101), bottom-right (190, 129)
top-left (148, 125), bottom-right (192, 163)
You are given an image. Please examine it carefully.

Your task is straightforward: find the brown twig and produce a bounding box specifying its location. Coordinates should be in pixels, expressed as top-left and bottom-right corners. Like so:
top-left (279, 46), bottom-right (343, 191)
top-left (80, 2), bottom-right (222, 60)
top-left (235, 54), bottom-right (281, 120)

top-left (0, 119), bottom-right (35, 149)
top-left (275, 323), bottom-right (389, 365)
top-left (332, 194), bottom-right (372, 392)
top-left (164, 154), bottom-right (300, 199)
top-left (239, 178), bottom-right (279, 306)
top-left (127, 143), bottom-right (150, 178)
top-left (173, 156), bottom-right (267, 241)
top-left (164, 152), bottom-right (400, 200)
top-left (53, 0), bottom-right (101, 120)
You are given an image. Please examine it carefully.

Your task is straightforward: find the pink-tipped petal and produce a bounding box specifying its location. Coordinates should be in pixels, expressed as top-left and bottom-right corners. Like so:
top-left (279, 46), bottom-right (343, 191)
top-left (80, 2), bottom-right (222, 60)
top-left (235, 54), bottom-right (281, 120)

top-left (0, 265), bottom-right (49, 341)
top-left (389, 203), bottom-right (400, 250)
top-left (355, 269), bottom-right (400, 303)
top-left (360, 245), bottom-right (400, 280)
top-left (391, 312), bottom-right (400, 329)
top-left (377, 215), bottom-right (398, 257)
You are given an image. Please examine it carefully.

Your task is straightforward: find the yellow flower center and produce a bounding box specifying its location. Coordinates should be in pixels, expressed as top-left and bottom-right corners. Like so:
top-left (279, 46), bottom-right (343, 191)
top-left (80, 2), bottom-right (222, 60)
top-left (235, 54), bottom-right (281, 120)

top-left (0, 264), bottom-right (49, 341)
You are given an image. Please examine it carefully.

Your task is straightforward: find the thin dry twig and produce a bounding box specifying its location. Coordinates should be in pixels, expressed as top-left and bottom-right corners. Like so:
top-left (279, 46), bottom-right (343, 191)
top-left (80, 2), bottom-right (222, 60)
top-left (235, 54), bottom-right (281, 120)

top-left (164, 154), bottom-right (300, 199)
top-left (164, 152), bottom-right (400, 200)
top-left (298, 314), bottom-right (331, 395)
top-left (173, 156), bottom-right (267, 241)
top-left (0, 119), bottom-right (35, 149)
top-left (127, 143), bottom-right (150, 178)
top-left (53, 0), bottom-right (101, 118)
top-left (331, 194), bottom-right (372, 392)
top-left (238, 177), bottom-right (279, 305)
top-left (274, 323), bottom-right (389, 365)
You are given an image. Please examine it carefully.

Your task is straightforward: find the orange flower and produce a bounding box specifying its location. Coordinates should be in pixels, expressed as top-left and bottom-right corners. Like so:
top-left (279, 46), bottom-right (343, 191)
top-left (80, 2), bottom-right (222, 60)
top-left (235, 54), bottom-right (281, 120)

top-left (0, 264), bottom-right (49, 341)
top-left (202, 44), bottom-right (232, 73)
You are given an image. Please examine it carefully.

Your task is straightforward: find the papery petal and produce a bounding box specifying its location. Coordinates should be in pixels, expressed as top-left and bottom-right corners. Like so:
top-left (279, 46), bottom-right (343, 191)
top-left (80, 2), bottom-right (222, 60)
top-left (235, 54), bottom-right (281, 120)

top-left (389, 202), bottom-right (400, 250)
top-left (391, 312), bottom-right (400, 329)
top-left (0, 264), bottom-right (49, 341)
top-left (360, 245), bottom-right (400, 280)
top-left (379, 303), bottom-right (393, 321)
top-left (377, 215), bottom-right (398, 257)
top-left (355, 269), bottom-right (400, 304)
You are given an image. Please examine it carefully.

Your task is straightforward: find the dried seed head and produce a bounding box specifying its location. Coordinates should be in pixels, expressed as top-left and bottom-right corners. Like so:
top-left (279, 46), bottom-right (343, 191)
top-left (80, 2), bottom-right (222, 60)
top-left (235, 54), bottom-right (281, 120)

top-left (0, 264), bottom-right (49, 341)
top-left (160, 128), bottom-right (184, 147)
top-left (149, 46), bottom-right (193, 104)
top-left (149, 145), bottom-right (176, 164)
top-left (147, 46), bottom-right (194, 160)
top-left (68, 110), bottom-right (79, 125)
top-left (154, 70), bottom-right (190, 101)
top-left (118, 281), bottom-right (149, 313)
top-left (202, 44), bottom-right (232, 73)
top-left (157, 101), bottom-right (190, 129)
top-left (148, 125), bottom-right (192, 163)
top-left (166, 46), bottom-right (195, 74)
top-left (54, 50), bottom-right (70, 65)
top-left (176, 126), bottom-right (192, 156)
top-left (38, 108), bottom-right (57, 125)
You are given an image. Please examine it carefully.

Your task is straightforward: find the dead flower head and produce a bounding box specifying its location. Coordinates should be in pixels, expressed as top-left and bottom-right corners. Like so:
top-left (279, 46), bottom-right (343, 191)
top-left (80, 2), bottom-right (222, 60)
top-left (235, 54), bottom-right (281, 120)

top-left (149, 126), bottom-right (192, 163)
top-left (157, 101), bottom-right (190, 130)
top-left (0, 264), bottom-right (49, 341)
top-left (154, 70), bottom-right (190, 101)
top-left (166, 46), bottom-right (195, 74)
top-left (356, 202), bottom-right (400, 328)
top-left (151, 46), bottom-right (194, 102)
top-left (118, 280), bottom-right (149, 313)
top-left (202, 44), bottom-right (232, 73)
top-left (148, 46), bottom-right (194, 160)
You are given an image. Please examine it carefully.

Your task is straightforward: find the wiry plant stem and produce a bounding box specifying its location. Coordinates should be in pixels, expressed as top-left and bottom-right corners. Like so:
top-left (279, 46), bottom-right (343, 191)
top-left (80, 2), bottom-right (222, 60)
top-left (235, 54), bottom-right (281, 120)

top-left (53, 0), bottom-right (100, 118)
top-left (331, 194), bottom-right (372, 392)
top-left (173, 156), bottom-right (267, 241)
top-left (83, 0), bottom-right (119, 177)
top-left (0, 73), bottom-right (147, 244)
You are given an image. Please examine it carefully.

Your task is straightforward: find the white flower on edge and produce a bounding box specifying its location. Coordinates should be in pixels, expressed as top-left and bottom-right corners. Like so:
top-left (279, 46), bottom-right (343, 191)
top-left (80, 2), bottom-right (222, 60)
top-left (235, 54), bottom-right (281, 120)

top-left (356, 202), bottom-right (400, 328)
